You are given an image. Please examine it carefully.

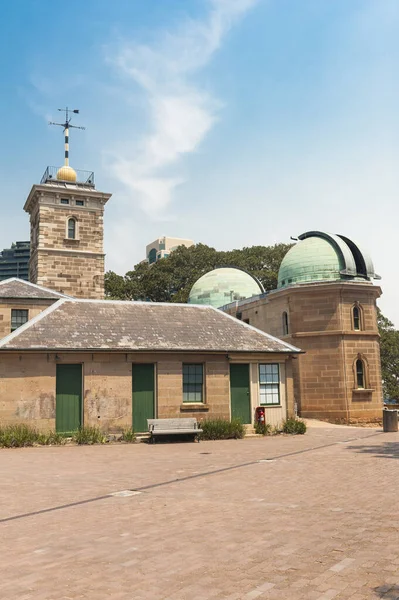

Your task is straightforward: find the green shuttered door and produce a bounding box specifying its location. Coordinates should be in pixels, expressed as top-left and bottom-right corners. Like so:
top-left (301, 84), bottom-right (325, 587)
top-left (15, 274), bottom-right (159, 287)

top-left (230, 363), bottom-right (251, 424)
top-left (132, 364), bottom-right (155, 433)
top-left (56, 364), bottom-right (82, 433)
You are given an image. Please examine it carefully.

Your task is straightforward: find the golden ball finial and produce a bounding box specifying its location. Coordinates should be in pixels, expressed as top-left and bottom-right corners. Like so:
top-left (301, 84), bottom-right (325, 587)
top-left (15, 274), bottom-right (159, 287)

top-left (56, 165), bottom-right (77, 182)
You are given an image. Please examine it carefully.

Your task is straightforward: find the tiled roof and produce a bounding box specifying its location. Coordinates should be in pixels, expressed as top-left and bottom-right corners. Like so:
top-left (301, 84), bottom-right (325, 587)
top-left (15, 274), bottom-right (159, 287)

top-left (0, 299), bottom-right (302, 354)
top-left (0, 278), bottom-right (69, 300)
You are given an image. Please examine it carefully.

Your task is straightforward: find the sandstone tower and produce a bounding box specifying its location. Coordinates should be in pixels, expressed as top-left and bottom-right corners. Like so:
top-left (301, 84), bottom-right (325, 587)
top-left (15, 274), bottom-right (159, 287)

top-left (218, 231), bottom-right (383, 423)
top-left (24, 110), bottom-right (111, 299)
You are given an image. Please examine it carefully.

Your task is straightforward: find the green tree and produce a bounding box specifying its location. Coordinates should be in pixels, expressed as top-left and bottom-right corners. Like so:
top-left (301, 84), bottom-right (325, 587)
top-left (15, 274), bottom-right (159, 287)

top-left (105, 242), bottom-right (292, 303)
top-left (378, 309), bottom-right (399, 400)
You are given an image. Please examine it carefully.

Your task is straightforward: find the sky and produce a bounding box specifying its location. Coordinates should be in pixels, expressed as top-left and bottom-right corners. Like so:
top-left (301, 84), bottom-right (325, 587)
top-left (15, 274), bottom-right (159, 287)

top-left (0, 0), bottom-right (398, 324)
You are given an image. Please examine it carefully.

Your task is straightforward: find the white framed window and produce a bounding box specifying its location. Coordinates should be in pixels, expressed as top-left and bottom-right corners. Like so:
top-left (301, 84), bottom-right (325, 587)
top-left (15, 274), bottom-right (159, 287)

top-left (259, 364), bottom-right (280, 405)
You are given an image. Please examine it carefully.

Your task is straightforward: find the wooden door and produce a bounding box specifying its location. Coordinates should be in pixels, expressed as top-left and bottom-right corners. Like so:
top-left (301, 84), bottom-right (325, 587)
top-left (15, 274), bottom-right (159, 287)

top-left (132, 364), bottom-right (155, 433)
top-left (56, 364), bottom-right (82, 433)
top-left (230, 363), bottom-right (251, 424)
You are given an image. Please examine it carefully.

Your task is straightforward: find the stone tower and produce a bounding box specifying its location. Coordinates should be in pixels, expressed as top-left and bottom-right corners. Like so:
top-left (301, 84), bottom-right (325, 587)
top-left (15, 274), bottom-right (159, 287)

top-left (219, 231), bottom-right (383, 424)
top-left (24, 167), bottom-right (111, 299)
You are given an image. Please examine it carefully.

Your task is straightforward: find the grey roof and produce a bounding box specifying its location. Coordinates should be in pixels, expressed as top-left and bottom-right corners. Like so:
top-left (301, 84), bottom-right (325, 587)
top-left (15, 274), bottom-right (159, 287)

top-left (0, 278), bottom-right (70, 300)
top-left (0, 299), bottom-right (301, 353)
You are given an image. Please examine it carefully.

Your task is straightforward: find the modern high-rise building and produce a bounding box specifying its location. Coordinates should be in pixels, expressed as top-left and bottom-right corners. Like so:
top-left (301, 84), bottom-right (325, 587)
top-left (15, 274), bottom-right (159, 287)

top-left (0, 241), bottom-right (30, 281)
top-left (146, 236), bottom-right (194, 264)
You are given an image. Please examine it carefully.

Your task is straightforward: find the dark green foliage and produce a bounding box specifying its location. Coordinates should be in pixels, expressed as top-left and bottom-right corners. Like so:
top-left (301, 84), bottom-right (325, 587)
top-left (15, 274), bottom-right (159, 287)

top-left (378, 309), bottom-right (399, 400)
top-left (254, 422), bottom-right (272, 435)
top-left (200, 418), bottom-right (245, 440)
top-left (72, 427), bottom-right (106, 445)
top-left (282, 417), bottom-right (307, 435)
top-left (0, 424), bottom-right (65, 448)
top-left (120, 428), bottom-right (136, 443)
top-left (105, 242), bottom-right (293, 303)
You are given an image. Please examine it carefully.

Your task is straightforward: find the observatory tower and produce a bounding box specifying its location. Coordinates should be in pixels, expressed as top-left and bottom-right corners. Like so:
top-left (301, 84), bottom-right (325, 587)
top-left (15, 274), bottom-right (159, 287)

top-left (24, 108), bottom-right (111, 299)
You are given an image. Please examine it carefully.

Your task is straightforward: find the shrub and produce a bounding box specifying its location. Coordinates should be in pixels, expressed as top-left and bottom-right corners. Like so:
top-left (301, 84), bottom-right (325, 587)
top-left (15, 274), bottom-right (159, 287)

top-left (254, 422), bottom-right (272, 436)
top-left (72, 426), bottom-right (106, 445)
top-left (42, 431), bottom-right (67, 445)
top-left (200, 418), bottom-right (245, 440)
top-left (282, 417), bottom-right (307, 435)
top-left (120, 428), bottom-right (136, 443)
top-left (0, 425), bottom-right (66, 448)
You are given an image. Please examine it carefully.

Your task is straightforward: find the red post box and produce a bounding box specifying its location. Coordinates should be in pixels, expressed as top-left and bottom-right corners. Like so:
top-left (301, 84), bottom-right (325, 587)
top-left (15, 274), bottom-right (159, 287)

top-left (255, 406), bottom-right (265, 423)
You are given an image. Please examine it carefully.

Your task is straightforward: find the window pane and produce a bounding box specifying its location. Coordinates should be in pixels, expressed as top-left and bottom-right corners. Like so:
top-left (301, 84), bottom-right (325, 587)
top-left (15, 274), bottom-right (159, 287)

top-left (259, 364), bottom-right (280, 405)
top-left (356, 360), bottom-right (364, 388)
top-left (11, 309), bottom-right (29, 332)
top-left (259, 363), bottom-right (279, 384)
top-left (183, 364), bottom-right (203, 402)
top-left (353, 307), bottom-right (360, 330)
top-left (68, 219), bottom-right (76, 239)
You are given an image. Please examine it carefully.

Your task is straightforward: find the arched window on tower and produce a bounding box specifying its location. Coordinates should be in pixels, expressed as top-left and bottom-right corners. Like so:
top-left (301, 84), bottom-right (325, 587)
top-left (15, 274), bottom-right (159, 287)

top-left (356, 359), bottom-right (365, 389)
top-left (353, 305), bottom-right (361, 330)
top-left (282, 311), bottom-right (289, 335)
top-left (68, 218), bottom-right (76, 240)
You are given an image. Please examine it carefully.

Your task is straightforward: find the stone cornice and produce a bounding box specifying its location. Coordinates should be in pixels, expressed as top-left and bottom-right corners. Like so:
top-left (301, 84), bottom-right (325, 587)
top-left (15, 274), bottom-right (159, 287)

top-left (291, 330), bottom-right (380, 338)
top-left (30, 247), bottom-right (105, 259)
top-left (24, 184), bottom-right (112, 213)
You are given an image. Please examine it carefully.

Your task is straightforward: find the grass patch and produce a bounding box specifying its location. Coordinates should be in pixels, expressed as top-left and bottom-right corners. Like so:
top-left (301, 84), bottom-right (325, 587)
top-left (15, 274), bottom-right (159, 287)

top-left (282, 417), bottom-right (307, 435)
top-left (200, 418), bottom-right (245, 440)
top-left (120, 428), bottom-right (136, 443)
top-left (72, 426), bottom-right (106, 445)
top-left (254, 422), bottom-right (272, 436)
top-left (0, 424), bottom-right (65, 448)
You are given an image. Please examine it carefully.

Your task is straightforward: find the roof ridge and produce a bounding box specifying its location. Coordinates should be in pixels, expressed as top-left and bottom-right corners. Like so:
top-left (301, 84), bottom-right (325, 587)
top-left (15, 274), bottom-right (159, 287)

top-left (64, 298), bottom-right (212, 308)
top-left (0, 299), bottom-right (67, 347)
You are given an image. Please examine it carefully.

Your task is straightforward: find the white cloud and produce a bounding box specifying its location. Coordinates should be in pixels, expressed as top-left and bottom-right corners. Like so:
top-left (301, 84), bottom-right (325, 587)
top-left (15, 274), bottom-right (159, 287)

top-left (107, 0), bottom-right (259, 215)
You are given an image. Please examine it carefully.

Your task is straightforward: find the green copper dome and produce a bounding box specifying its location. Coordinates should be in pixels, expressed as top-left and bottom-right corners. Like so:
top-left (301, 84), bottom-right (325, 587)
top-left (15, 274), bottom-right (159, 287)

top-left (188, 268), bottom-right (264, 309)
top-left (278, 231), bottom-right (380, 288)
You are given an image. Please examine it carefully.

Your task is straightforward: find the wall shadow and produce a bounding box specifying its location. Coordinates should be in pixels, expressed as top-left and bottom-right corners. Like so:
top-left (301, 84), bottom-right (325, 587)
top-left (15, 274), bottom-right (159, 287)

top-left (347, 441), bottom-right (399, 460)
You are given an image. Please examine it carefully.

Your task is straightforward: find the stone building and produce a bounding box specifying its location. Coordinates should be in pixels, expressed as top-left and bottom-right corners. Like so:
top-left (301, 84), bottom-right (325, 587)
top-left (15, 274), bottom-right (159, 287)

top-left (0, 290), bottom-right (299, 432)
top-left (25, 166), bottom-right (111, 299)
top-left (145, 236), bottom-right (194, 264)
top-left (0, 241), bottom-right (30, 281)
top-left (189, 231), bottom-right (383, 424)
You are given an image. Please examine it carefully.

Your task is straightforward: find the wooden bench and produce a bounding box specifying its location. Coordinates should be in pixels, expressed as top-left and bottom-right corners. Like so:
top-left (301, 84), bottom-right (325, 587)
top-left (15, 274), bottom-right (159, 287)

top-left (147, 418), bottom-right (203, 443)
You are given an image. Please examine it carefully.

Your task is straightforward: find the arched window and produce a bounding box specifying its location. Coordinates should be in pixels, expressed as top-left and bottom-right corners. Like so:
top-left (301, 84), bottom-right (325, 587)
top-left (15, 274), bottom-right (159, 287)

top-left (353, 305), bottom-right (361, 330)
top-left (356, 359), bottom-right (365, 388)
top-left (282, 311), bottom-right (289, 335)
top-left (68, 218), bottom-right (76, 239)
top-left (148, 248), bottom-right (157, 264)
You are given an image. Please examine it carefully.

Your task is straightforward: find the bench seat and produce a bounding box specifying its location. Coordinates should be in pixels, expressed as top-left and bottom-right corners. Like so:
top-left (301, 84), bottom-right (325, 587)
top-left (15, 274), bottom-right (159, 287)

top-left (147, 418), bottom-right (202, 443)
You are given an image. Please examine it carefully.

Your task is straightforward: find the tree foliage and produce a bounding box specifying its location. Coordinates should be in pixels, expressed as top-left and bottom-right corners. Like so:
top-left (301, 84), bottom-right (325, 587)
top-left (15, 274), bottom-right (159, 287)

top-left (378, 309), bottom-right (399, 400)
top-left (105, 242), bottom-right (293, 303)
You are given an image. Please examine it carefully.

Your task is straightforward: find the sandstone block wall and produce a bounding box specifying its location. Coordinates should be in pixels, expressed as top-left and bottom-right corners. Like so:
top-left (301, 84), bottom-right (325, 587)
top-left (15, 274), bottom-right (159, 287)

top-left (0, 352), bottom-right (293, 431)
top-left (224, 282), bottom-right (383, 423)
top-left (32, 250), bottom-right (105, 299)
top-left (26, 186), bottom-right (109, 300)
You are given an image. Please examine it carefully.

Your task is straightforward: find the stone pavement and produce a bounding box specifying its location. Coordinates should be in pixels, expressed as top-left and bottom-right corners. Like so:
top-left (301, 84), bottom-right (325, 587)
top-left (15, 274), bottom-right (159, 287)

top-left (0, 426), bottom-right (398, 600)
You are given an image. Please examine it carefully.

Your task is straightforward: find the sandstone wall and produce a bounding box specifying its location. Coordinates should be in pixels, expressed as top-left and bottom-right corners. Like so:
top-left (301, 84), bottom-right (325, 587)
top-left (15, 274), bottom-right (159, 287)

top-left (224, 282), bottom-right (383, 423)
top-left (0, 352), bottom-right (293, 432)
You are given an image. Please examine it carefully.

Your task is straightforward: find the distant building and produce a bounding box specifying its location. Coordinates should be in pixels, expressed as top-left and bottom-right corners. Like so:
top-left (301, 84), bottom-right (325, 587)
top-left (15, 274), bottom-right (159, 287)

top-left (0, 241), bottom-right (30, 281)
top-left (146, 236), bottom-right (194, 264)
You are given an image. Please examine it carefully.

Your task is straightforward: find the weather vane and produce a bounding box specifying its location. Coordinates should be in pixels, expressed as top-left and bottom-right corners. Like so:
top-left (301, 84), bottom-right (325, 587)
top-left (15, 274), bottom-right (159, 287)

top-left (49, 107), bottom-right (86, 169)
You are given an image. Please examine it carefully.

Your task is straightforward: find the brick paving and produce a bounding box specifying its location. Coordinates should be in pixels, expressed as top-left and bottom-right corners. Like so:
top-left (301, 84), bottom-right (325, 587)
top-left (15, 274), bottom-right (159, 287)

top-left (0, 426), bottom-right (398, 599)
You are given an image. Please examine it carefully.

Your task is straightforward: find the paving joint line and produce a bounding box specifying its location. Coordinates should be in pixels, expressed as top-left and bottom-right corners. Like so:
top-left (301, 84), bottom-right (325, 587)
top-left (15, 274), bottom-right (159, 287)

top-left (0, 430), bottom-right (383, 524)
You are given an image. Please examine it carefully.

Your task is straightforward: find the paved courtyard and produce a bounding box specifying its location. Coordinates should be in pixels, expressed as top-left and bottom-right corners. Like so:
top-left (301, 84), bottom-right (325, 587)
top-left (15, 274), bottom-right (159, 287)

top-left (1, 425), bottom-right (399, 600)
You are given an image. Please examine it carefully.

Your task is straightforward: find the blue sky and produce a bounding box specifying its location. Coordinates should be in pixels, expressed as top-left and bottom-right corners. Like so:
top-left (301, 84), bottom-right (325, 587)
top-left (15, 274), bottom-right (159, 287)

top-left (1, 0), bottom-right (398, 323)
